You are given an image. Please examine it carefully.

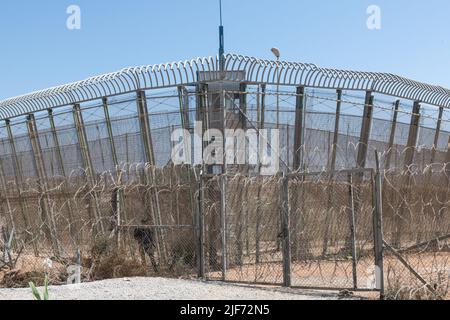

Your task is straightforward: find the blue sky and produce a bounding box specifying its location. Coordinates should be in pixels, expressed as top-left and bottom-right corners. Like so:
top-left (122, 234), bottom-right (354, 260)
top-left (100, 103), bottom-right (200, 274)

top-left (0, 0), bottom-right (449, 100)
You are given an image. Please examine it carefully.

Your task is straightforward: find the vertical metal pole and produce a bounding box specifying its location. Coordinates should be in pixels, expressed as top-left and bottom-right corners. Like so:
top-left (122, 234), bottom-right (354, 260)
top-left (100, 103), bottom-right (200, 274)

top-left (177, 86), bottom-right (190, 132)
top-left (136, 90), bottom-right (167, 263)
top-left (27, 114), bottom-right (61, 256)
top-left (446, 136), bottom-right (450, 187)
top-left (356, 91), bottom-right (374, 169)
top-left (293, 86), bottom-right (305, 171)
top-left (137, 91), bottom-right (155, 165)
top-left (281, 173), bottom-right (292, 287)
top-left (0, 157), bottom-right (15, 234)
top-left (286, 123), bottom-right (290, 170)
top-left (197, 84), bottom-right (209, 171)
top-left (48, 109), bottom-right (77, 241)
top-left (255, 84), bottom-right (266, 263)
top-left (261, 84), bottom-right (266, 131)
top-left (321, 90), bottom-right (343, 256)
top-left (329, 89), bottom-right (342, 172)
top-left (102, 98), bottom-right (119, 170)
top-left (348, 92), bottom-right (373, 254)
top-left (239, 83), bottom-right (248, 131)
top-left (404, 101), bottom-right (421, 171)
top-left (5, 120), bottom-right (32, 240)
top-left (220, 174), bottom-right (227, 281)
top-left (394, 101), bottom-right (421, 247)
top-left (73, 104), bottom-right (104, 234)
top-left (48, 110), bottom-right (67, 177)
top-left (373, 152), bottom-right (385, 299)
top-left (385, 100), bottom-right (400, 170)
top-left (197, 171), bottom-right (205, 278)
top-left (103, 97), bottom-right (124, 247)
top-left (347, 172), bottom-right (358, 290)
top-left (430, 106), bottom-right (444, 165)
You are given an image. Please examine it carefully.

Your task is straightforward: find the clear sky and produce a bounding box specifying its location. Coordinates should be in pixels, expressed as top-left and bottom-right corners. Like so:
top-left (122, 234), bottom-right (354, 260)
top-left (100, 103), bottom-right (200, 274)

top-left (1, 0), bottom-right (449, 100)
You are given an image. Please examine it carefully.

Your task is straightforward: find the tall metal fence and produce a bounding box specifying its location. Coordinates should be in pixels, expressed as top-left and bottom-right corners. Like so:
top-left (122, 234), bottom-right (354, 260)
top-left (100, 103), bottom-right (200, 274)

top-left (0, 85), bottom-right (449, 299)
top-left (202, 168), bottom-right (381, 292)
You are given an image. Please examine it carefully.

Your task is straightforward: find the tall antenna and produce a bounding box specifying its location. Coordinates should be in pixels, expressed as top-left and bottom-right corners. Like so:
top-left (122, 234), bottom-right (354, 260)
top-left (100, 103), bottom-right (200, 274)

top-left (219, 0), bottom-right (225, 72)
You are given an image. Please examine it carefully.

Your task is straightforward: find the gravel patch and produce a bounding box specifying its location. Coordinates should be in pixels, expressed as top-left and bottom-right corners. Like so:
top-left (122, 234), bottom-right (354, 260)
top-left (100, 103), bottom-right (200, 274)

top-left (0, 277), bottom-right (345, 300)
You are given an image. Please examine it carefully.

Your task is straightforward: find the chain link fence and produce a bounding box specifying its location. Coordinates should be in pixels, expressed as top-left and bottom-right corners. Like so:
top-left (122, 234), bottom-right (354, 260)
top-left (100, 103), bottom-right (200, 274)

top-left (0, 89), bottom-right (449, 300)
top-left (382, 166), bottom-right (450, 299)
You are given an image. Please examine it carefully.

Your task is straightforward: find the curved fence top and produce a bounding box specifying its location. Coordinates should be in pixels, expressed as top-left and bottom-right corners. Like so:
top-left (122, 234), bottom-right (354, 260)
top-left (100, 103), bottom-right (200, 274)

top-left (1, 53), bottom-right (450, 120)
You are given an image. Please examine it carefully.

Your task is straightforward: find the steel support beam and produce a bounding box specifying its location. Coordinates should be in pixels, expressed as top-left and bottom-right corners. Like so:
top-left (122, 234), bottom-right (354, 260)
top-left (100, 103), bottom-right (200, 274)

top-left (197, 84), bottom-right (209, 172)
top-left (137, 90), bottom-right (155, 165)
top-left (322, 91), bottom-right (343, 255)
top-left (48, 109), bottom-right (77, 241)
top-left (239, 83), bottom-right (248, 131)
top-left (5, 120), bottom-right (32, 238)
top-left (281, 174), bottom-right (292, 287)
top-left (102, 98), bottom-right (119, 170)
top-left (27, 114), bottom-right (61, 255)
top-left (220, 175), bottom-right (227, 281)
top-left (103, 97), bottom-right (124, 247)
top-left (177, 86), bottom-right (190, 132)
top-left (260, 84), bottom-right (266, 131)
top-left (293, 86), bottom-right (305, 171)
top-left (0, 157), bottom-right (15, 234)
top-left (373, 153), bottom-right (385, 299)
top-left (446, 136), bottom-right (450, 186)
top-left (385, 100), bottom-right (400, 170)
top-left (430, 106), bottom-right (444, 165)
top-left (73, 104), bottom-right (104, 234)
top-left (394, 101), bottom-right (421, 248)
top-left (136, 91), bottom-right (166, 262)
top-left (329, 89), bottom-right (342, 172)
top-left (404, 101), bottom-right (421, 171)
top-left (356, 91), bottom-right (374, 169)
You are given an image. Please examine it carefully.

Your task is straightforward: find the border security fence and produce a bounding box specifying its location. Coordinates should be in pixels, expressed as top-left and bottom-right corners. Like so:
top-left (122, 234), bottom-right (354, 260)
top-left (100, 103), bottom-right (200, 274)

top-left (0, 54), bottom-right (450, 299)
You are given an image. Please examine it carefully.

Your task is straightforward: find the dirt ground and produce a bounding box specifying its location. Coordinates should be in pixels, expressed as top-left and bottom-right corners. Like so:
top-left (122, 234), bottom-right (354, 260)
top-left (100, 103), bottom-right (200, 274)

top-left (0, 277), bottom-right (353, 300)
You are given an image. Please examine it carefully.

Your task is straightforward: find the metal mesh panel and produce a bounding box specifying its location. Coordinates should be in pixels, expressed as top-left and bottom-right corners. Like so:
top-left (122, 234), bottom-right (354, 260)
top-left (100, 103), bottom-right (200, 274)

top-left (289, 170), bottom-right (375, 290)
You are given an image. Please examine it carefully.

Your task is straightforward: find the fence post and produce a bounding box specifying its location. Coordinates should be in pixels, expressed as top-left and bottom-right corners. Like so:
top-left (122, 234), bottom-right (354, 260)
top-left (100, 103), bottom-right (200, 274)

top-left (137, 90), bottom-right (156, 165)
top-left (48, 109), bottom-right (77, 242)
top-left (197, 170), bottom-right (205, 278)
top-left (102, 97), bottom-right (124, 248)
top-left (373, 152), bottom-right (385, 299)
top-left (73, 104), bottom-right (104, 235)
top-left (403, 101), bottom-right (421, 172)
top-left (394, 101), bottom-right (421, 247)
top-left (5, 120), bottom-right (35, 253)
top-left (347, 172), bottom-right (358, 290)
top-left (102, 97), bottom-right (119, 170)
top-left (329, 89), bottom-right (342, 172)
top-left (27, 114), bottom-right (61, 256)
top-left (239, 83), bottom-right (248, 131)
top-left (357, 91), bottom-right (374, 170)
top-left (385, 100), bottom-right (400, 170)
top-left (321, 89), bottom-right (342, 255)
top-left (136, 91), bottom-right (167, 263)
top-left (177, 86), bottom-right (190, 132)
top-left (293, 86), bottom-right (305, 171)
top-left (445, 136), bottom-right (450, 190)
top-left (281, 173), bottom-right (292, 287)
top-left (0, 156), bottom-right (15, 235)
top-left (430, 106), bottom-right (443, 165)
top-left (220, 174), bottom-right (227, 281)
top-left (260, 84), bottom-right (266, 131)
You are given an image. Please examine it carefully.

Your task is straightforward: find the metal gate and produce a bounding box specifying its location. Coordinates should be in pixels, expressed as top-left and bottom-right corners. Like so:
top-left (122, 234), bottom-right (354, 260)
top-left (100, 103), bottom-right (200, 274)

top-left (201, 168), bottom-right (384, 293)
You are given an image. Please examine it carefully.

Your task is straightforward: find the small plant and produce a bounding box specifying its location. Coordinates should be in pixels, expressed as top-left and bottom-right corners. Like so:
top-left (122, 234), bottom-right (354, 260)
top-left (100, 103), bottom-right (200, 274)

top-left (29, 276), bottom-right (49, 301)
